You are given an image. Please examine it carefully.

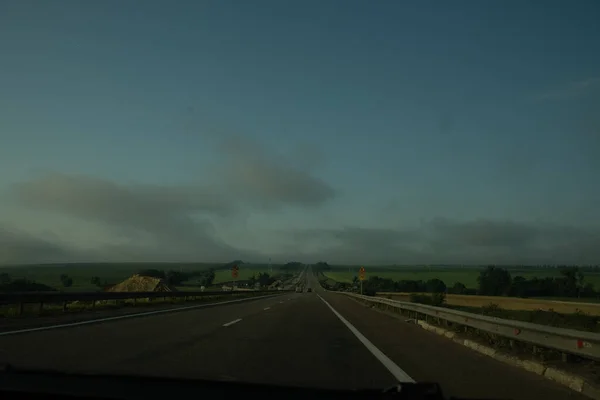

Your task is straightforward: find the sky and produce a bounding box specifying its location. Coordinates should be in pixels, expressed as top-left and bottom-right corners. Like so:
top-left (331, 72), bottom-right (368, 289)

top-left (1, 0), bottom-right (599, 265)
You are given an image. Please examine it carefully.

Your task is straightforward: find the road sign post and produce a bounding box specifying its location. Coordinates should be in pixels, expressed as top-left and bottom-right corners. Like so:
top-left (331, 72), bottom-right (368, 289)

top-left (359, 267), bottom-right (365, 295)
top-left (232, 265), bottom-right (239, 289)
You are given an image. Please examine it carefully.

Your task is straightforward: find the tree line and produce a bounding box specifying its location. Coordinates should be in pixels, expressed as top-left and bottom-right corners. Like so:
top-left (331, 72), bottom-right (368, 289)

top-left (329, 265), bottom-right (597, 299)
top-left (477, 266), bottom-right (593, 298)
top-left (247, 272), bottom-right (276, 287)
top-left (135, 268), bottom-right (216, 286)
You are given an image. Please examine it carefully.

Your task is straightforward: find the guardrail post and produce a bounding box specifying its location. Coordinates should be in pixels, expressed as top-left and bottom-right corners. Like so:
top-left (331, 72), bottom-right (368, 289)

top-left (132, 298), bottom-right (137, 306)
top-left (62, 300), bottom-right (68, 312)
top-left (91, 300), bottom-right (95, 309)
top-left (38, 302), bottom-right (43, 315)
top-left (18, 302), bottom-right (24, 316)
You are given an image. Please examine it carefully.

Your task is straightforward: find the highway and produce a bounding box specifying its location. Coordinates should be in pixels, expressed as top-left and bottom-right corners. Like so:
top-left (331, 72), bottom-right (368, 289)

top-left (0, 269), bottom-right (587, 400)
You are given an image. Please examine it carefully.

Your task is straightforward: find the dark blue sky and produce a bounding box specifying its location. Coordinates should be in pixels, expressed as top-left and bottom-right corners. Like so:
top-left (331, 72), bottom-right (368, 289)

top-left (1, 1), bottom-right (599, 264)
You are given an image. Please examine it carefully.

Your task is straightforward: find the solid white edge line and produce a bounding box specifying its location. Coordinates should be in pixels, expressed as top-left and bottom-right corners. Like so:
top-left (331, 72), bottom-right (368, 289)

top-left (0, 294), bottom-right (279, 337)
top-left (222, 318), bottom-right (242, 327)
top-left (263, 307), bottom-right (271, 310)
top-left (317, 294), bottom-right (415, 383)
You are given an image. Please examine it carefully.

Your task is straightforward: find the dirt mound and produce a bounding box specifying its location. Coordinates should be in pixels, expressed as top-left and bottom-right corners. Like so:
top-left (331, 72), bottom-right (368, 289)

top-left (108, 274), bottom-right (177, 292)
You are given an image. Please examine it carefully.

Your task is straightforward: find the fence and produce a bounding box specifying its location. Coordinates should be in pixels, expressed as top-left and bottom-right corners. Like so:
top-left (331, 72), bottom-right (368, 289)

top-left (344, 292), bottom-right (600, 362)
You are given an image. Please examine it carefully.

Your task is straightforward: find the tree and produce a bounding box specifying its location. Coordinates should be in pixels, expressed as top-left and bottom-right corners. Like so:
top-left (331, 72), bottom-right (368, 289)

top-left (450, 282), bottom-right (467, 294)
top-left (425, 278), bottom-right (446, 293)
top-left (559, 267), bottom-right (584, 297)
top-left (165, 270), bottom-right (186, 285)
top-left (510, 276), bottom-right (528, 297)
top-left (257, 272), bottom-right (275, 287)
top-left (90, 276), bottom-right (102, 286)
top-left (60, 274), bottom-right (73, 288)
top-left (0, 273), bottom-right (11, 285)
top-left (199, 269), bottom-right (215, 286)
top-left (477, 266), bottom-right (512, 296)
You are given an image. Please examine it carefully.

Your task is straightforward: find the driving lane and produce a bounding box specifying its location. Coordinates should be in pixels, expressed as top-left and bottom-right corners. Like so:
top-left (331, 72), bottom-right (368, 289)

top-left (0, 272), bottom-right (590, 399)
top-left (307, 269), bottom-right (587, 400)
top-left (0, 291), bottom-right (397, 390)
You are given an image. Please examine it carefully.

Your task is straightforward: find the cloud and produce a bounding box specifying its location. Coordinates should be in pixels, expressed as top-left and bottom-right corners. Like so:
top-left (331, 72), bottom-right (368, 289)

top-left (5, 131), bottom-right (598, 265)
top-left (427, 218), bottom-right (538, 248)
top-left (534, 78), bottom-right (600, 101)
top-left (13, 173), bottom-right (231, 234)
top-left (0, 222), bottom-right (262, 264)
top-left (9, 173), bottom-right (255, 261)
top-left (3, 135), bottom-right (336, 264)
top-left (216, 136), bottom-right (336, 208)
top-left (0, 225), bottom-right (78, 264)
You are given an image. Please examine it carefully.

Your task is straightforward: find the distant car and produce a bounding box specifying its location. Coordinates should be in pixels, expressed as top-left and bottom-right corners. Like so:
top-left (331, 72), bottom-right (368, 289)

top-left (307, 288), bottom-right (312, 292)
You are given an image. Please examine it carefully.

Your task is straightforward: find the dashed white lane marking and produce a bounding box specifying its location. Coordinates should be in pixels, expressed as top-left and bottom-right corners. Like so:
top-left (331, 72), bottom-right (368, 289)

top-left (0, 294), bottom-right (279, 337)
top-left (318, 294), bottom-right (415, 383)
top-left (222, 318), bottom-right (242, 327)
top-left (263, 307), bottom-right (271, 310)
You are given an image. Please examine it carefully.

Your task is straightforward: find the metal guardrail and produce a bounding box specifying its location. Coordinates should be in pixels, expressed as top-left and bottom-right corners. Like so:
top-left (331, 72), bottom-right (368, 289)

top-left (0, 289), bottom-right (291, 315)
top-left (343, 292), bottom-right (600, 361)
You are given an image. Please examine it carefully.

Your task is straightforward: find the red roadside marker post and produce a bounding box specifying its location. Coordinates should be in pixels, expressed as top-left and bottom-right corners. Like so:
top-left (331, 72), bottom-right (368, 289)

top-left (232, 265), bottom-right (239, 289)
top-left (359, 267), bottom-right (366, 295)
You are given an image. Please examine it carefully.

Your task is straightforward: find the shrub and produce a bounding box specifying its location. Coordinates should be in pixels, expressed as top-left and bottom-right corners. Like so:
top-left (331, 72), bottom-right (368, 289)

top-left (410, 292), bottom-right (446, 306)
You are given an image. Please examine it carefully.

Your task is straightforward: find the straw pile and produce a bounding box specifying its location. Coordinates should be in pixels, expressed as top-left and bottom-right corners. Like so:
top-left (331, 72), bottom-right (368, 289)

top-left (108, 274), bottom-right (176, 292)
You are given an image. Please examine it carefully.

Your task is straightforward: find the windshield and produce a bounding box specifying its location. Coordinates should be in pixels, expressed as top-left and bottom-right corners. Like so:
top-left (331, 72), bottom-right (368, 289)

top-left (0, 2), bottom-right (598, 400)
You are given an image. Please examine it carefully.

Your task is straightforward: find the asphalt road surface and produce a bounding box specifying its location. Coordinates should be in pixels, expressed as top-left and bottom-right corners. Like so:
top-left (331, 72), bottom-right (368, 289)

top-left (0, 269), bottom-right (587, 400)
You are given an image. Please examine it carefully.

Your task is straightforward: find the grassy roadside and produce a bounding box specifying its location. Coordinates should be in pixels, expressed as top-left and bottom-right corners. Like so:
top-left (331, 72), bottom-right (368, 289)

top-left (378, 292), bottom-right (600, 316)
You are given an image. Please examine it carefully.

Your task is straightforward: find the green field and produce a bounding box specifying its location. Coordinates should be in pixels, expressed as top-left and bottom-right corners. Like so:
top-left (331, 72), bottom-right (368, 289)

top-left (0, 263), bottom-right (221, 291)
top-left (324, 266), bottom-right (600, 290)
top-left (0, 263), bottom-right (287, 291)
